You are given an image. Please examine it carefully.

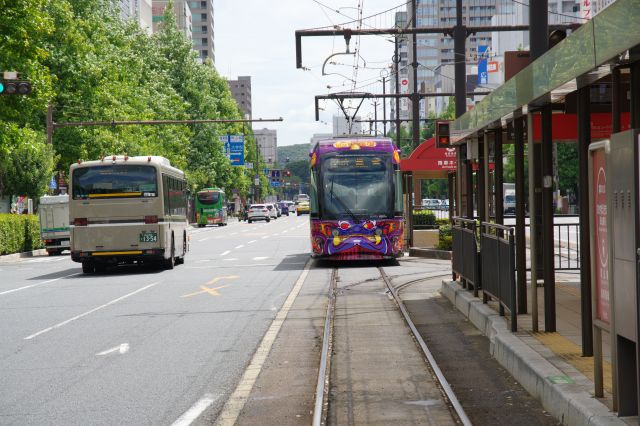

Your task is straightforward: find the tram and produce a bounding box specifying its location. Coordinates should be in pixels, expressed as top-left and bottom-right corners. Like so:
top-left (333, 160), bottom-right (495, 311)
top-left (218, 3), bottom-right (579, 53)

top-left (309, 137), bottom-right (404, 260)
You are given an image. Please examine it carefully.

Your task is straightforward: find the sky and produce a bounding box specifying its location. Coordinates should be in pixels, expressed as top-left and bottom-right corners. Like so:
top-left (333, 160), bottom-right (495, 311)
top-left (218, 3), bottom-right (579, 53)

top-left (215, 0), bottom-right (405, 146)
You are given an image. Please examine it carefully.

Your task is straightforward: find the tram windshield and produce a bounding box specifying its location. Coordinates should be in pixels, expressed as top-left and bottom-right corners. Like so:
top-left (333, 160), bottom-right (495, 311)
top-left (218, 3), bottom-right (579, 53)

top-left (319, 152), bottom-right (393, 220)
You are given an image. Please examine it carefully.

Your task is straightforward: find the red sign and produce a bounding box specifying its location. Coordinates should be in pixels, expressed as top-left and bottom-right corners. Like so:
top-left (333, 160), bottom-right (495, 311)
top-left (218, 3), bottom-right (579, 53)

top-left (487, 61), bottom-right (499, 73)
top-left (532, 112), bottom-right (631, 142)
top-left (401, 79), bottom-right (408, 86)
top-left (592, 148), bottom-right (609, 325)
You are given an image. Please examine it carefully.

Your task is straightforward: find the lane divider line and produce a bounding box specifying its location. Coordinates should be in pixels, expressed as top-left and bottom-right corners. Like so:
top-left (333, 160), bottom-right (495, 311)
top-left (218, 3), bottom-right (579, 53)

top-left (0, 272), bottom-right (82, 296)
top-left (247, 240), bottom-right (256, 244)
top-left (215, 260), bottom-right (311, 426)
top-left (234, 245), bottom-right (244, 249)
top-left (220, 250), bottom-right (231, 256)
top-left (171, 394), bottom-right (220, 426)
top-left (24, 281), bottom-right (160, 340)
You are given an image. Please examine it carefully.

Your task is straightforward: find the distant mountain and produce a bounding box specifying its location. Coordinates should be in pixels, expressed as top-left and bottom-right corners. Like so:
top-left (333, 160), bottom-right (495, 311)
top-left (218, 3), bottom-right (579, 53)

top-left (277, 144), bottom-right (310, 164)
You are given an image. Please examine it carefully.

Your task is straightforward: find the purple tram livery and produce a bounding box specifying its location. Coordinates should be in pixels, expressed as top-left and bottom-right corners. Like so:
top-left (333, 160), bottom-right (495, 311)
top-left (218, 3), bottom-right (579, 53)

top-left (309, 137), bottom-right (404, 260)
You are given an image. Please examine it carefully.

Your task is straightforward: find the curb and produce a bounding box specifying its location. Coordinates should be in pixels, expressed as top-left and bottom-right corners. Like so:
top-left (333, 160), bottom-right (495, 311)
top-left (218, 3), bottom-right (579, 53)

top-left (0, 249), bottom-right (48, 263)
top-left (409, 247), bottom-right (452, 260)
top-left (441, 280), bottom-right (623, 426)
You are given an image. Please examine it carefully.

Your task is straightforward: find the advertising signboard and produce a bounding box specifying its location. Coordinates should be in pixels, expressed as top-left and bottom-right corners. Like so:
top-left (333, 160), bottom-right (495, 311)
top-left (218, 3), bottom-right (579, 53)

top-left (592, 147), bottom-right (609, 325)
top-left (477, 45), bottom-right (488, 85)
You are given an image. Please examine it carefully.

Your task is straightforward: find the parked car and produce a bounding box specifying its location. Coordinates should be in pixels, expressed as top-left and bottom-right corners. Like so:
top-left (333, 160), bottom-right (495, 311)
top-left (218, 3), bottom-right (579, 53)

top-left (296, 200), bottom-right (310, 215)
top-left (265, 203), bottom-right (278, 219)
top-left (421, 199), bottom-right (442, 210)
top-left (247, 204), bottom-right (270, 223)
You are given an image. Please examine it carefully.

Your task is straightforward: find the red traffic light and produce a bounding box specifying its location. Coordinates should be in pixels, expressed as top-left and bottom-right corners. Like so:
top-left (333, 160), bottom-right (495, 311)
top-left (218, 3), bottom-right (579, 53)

top-left (435, 120), bottom-right (450, 148)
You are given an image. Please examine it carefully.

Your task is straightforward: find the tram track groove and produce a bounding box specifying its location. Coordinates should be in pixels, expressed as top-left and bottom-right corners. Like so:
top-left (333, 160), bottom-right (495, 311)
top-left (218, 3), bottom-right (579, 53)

top-left (313, 264), bottom-right (471, 426)
top-left (378, 267), bottom-right (472, 426)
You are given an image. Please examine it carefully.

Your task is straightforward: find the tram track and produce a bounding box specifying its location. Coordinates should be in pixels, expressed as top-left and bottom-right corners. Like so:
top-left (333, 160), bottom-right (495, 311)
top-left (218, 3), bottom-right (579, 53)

top-left (312, 264), bottom-right (472, 426)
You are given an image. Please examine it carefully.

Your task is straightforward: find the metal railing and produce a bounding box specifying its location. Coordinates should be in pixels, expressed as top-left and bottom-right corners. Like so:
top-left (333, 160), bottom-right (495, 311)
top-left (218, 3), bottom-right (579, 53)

top-left (480, 222), bottom-right (517, 332)
top-left (452, 217), bottom-right (480, 296)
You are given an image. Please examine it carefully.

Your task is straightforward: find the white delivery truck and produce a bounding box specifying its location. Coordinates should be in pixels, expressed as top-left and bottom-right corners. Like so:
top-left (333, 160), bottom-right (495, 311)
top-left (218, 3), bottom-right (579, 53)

top-left (39, 194), bottom-right (70, 255)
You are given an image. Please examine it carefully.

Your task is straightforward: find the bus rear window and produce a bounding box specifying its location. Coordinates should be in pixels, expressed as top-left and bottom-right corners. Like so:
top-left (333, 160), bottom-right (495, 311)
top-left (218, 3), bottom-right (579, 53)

top-left (72, 165), bottom-right (157, 200)
top-left (197, 192), bottom-right (221, 205)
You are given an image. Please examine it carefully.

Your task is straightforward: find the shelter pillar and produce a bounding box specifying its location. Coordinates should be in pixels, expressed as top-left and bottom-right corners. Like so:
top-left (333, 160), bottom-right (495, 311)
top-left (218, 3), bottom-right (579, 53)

top-left (478, 135), bottom-right (486, 224)
top-left (495, 128), bottom-right (504, 225)
top-left (542, 104), bottom-right (556, 332)
top-left (578, 84), bottom-right (593, 356)
top-left (515, 117), bottom-right (529, 317)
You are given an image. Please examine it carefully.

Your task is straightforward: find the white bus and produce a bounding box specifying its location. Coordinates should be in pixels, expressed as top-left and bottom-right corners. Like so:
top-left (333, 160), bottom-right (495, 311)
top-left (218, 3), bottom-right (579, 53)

top-left (69, 155), bottom-right (189, 273)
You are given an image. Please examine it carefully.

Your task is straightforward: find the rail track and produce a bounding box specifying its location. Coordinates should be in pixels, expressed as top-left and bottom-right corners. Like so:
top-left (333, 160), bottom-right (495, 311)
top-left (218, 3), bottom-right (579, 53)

top-left (312, 264), bottom-right (472, 426)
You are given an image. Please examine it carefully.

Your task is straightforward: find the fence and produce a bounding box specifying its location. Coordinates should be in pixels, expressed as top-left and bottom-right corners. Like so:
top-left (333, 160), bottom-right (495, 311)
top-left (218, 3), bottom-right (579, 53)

top-left (480, 222), bottom-right (517, 331)
top-left (452, 217), bottom-right (480, 296)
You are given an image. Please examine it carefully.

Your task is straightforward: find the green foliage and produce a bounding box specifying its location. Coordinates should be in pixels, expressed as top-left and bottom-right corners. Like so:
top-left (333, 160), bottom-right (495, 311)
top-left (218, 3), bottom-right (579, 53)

top-left (278, 144), bottom-right (310, 163)
top-left (0, 0), bottom-right (254, 202)
top-left (557, 142), bottom-right (578, 196)
top-left (437, 224), bottom-right (452, 251)
top-left (0, 214), bottom-right (43, 255)
top-left (412, 210), bottom-right (436, 227)
top-left (287, 160), bottom-right (310, 182)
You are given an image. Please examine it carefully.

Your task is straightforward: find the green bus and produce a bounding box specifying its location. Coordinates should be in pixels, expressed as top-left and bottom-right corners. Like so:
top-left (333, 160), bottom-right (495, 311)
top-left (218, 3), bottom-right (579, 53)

top-left (195, 188), bottom-right (228, 227)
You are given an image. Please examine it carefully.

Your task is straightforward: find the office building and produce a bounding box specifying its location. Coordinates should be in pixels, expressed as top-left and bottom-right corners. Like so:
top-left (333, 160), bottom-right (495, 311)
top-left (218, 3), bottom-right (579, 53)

top-left (404, 1), bottom-right (582, 116)
top-left (188, 0), bottom-right (215, 63)
top-left (332, 115), bottom-right (362, 136)
top-left (254, 128), bottom-right (278, 166)
top-left (152, 1), bottom-right (193, 40)
top-left (228, 76), bottom-right (252, 120)
top-left (118, 0), bottom-right (153, 34)
top-left (390, 11), bottom-right (410, 131)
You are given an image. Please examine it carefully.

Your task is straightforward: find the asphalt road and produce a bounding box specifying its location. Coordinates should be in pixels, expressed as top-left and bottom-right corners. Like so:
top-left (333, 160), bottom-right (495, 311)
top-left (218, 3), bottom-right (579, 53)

top-left (0, 214), bottom-right (310, 426)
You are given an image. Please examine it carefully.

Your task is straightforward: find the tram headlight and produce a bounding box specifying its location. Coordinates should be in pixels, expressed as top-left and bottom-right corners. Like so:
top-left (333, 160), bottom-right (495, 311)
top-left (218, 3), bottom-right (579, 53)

top-left (332, 229), bottom-right (339, 237)
top-left (375, 228), bottom-right (383, 236)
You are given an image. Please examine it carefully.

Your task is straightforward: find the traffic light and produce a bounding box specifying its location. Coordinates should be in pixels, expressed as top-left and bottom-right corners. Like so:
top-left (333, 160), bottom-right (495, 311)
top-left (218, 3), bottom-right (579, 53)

top-left (435, 120), bottom-right (450, 149)
top-left (284, 170), bottom-right (291, 177)
top-left (0, 80), bottom-right (32, 95)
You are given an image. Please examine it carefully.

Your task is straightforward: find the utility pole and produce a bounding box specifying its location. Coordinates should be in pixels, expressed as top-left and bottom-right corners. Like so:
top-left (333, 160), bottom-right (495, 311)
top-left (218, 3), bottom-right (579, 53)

top-left (381, 73), bottom-right (387, 136)
top-left (394, 36), bottom-right (401, 146)
top-left (411, 0), bottom-right (420, 149)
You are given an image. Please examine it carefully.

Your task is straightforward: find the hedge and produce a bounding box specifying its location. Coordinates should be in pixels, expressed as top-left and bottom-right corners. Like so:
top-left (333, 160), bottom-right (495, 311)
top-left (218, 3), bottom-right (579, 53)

top-left (437, 224), bottom-right (452, 251)
top-left (412, 209), bottom-right (437, 227)
top-left (0, 214), bottom-right (43, 255)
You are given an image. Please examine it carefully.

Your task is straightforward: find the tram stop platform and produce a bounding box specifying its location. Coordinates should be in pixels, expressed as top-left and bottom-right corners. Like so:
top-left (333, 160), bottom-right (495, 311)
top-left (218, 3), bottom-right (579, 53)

top-left (442, 272), bottom-right (640, 426)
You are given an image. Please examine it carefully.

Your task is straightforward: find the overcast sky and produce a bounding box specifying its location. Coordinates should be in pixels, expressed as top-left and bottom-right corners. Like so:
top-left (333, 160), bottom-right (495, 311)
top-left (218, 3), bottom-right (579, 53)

top-left (215, 0), bottom-right (404, 146)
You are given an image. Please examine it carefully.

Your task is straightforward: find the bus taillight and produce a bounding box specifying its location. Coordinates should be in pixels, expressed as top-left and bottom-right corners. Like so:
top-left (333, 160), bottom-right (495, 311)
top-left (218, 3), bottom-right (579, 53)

top-left (144, 215), bottom-right (159, 224)
top-left (74, 218), bottom-right (88, 226)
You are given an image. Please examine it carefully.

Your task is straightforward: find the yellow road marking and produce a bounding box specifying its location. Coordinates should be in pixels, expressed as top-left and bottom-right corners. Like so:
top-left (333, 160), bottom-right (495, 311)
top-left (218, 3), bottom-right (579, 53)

top-left (181, 276), bottom-right (239, 298)
top-left (532, 332), bottom-right (613, 394)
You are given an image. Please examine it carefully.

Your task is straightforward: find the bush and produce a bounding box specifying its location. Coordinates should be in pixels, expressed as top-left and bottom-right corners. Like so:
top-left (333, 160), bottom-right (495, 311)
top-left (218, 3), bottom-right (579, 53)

top-left (0, 214), bottom-right (43, 255)
top-left (437, 224), bottom-right (452, 251)
top-left (412, 209), bottom-right (436, 227)
top-left (435, 218), bottom-right (449, 226)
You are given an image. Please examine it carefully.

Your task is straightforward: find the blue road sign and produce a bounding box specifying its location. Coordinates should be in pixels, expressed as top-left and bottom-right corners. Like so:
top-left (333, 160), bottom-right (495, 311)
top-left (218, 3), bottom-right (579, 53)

top-left (220, 134), bottom-right (245, 166)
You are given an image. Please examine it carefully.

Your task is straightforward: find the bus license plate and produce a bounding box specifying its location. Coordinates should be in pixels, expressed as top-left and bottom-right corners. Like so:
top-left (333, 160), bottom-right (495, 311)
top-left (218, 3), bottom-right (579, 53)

top-left (140, 232), bottom-right (158, 243)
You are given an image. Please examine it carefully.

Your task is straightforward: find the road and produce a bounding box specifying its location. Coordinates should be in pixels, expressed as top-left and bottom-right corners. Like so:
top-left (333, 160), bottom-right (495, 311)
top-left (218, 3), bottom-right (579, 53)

top-left (0, 215), bottom-right (309, 425)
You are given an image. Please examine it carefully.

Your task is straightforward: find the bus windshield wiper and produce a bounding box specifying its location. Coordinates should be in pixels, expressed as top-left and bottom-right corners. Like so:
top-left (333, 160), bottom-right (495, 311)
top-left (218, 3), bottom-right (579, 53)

top-left (329, 177), bottom-right (358, 223)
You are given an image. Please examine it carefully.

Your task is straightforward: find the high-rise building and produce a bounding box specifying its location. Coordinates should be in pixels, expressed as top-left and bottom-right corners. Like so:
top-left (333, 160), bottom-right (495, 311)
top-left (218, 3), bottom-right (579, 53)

top-left (119, 0), bottom-right (153, 34)
top-left (254, 129), bottom-right (278, 166)
top-left (152, 1), bottom-right (193, 40)
top-left (228, 76), bottom-right (252, 120)
top-left (187, 0), bottom-right (215, 63)
top-left (404, 1), bottom-right (582, 116)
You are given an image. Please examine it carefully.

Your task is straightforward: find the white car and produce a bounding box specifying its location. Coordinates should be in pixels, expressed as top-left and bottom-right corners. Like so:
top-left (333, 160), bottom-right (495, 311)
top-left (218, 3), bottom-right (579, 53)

top-left (247, 204), bottom-right (271, 223)
top-left (265, 203), bottom-right (278, 219)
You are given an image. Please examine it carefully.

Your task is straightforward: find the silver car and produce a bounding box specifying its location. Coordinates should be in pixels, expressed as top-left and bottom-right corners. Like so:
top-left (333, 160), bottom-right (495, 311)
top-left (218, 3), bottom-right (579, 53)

top-left (265, 203), bottom-right (278, 220)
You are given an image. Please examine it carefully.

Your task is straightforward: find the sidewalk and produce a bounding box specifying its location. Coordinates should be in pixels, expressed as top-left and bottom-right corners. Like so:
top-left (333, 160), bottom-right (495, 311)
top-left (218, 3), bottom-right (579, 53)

top-left (441, 273), bottom-right (638, 426)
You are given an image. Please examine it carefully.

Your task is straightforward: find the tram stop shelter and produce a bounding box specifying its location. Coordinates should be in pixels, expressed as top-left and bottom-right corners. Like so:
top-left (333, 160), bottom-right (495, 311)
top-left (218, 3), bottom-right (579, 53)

top-left (446, 0), bottom-right (640, 418)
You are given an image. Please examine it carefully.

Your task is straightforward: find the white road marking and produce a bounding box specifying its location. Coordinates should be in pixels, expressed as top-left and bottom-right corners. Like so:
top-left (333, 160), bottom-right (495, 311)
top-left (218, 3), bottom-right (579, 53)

top-left (197, 237), bottom-right (209, 242)
top-left (282, 230), bottom-right (288, 234)
top-left (171, 394), bottom-right (220, 426)
top-left (230, 232), bottom-right (238, 236)
top-left (24, 281), bottom-right (160, 340)
top-left (252, 257), bottom-right (269, 261)
top-left (197, 259), bottom-right (209, 263)
top-left (97, 343), bottom-right (130, 356)
top-left (0, 272), bottom-right (81, 296)
top-left (261, 236), bottom-right (268, 239)
top-left (215, 260), bottom-right (311, 426)
top-left (220, 250), bottom-right (230, 256)
top-left (235, 245), bottom-right (244, 249)
top-left (247, 240), bottom-right (256, 244)
top-left (241, 230), bottom-right (248, 233)
top-left (223, 258), bottom-right (239, 261)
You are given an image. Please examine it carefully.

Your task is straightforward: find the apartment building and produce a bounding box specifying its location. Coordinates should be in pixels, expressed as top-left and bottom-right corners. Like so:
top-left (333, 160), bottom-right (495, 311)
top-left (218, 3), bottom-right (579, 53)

top-left (228, 76), bottom-right (252, 120)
